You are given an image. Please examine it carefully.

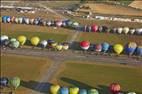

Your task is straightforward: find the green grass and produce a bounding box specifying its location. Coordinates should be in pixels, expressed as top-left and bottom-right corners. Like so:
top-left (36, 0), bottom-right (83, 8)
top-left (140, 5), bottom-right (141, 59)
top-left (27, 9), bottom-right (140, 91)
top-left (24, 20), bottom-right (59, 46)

top-left (57, 61), bottom-right (142, 94)
top-left (78, 32), bottom-right (142, 45)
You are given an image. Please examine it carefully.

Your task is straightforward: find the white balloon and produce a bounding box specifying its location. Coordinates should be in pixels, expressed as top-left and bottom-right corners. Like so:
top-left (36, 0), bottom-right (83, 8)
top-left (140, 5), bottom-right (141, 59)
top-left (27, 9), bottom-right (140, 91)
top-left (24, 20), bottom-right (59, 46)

top-left (123, 27), bottom-right (129, 34)
top-left (117, 27), bottom-right (123, 34)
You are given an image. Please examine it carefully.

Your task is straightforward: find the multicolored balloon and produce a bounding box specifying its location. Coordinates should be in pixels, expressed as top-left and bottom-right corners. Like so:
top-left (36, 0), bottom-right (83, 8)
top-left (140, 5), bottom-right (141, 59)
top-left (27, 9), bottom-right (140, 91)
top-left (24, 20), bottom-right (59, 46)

top-left (80, 41), bottom-right (90, 50)
top-left (50, 85), bottom-right (60, 94)
top-left (113, 44), bottom-right (124, 55)
top-left (125, 42), bottom-right (137, 55)
top-left (136, 46), bottom-right (142, 56)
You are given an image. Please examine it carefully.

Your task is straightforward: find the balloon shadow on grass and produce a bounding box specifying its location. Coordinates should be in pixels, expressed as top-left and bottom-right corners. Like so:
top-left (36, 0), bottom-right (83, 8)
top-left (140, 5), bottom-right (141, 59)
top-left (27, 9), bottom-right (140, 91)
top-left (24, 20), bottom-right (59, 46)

top-left (60, 77), bottom-right (111, 94)
top-left (21, 80), bottom-right (51, 93)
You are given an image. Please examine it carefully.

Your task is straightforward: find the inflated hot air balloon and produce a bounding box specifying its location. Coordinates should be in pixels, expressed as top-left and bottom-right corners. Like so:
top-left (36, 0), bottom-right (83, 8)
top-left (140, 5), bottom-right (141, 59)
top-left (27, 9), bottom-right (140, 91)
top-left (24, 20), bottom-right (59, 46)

top-left (94, 44), bottom-right (102, 52)
top-left (14, 17), bottom-right (19, 24)
top-left (113, 44), bottom-right (124, 55)
top-left (123, 27), bottom-right (129, 34)
top-left (9, 40), bottom-right (20, 48)
top-left (127, 92), bottom-right (136, 94)
top-left (91, 24), bottom-right (98, 32)
top-left (18, 17), bottom-right (23, 24)
top-left (56, 20), bottom-right (62, 27)
top-left (117, 27), bottom-right (123, 34)
top-left (109, 83), bottom-right (121, 94)
top-left (72, 22), bottom-right (79, 29)
top-left (70, 87), bottom-right (79, 94)
top-left (60, 87), bottom-right (69, 94)
top-left (34, 18), bottom-right (40, 25)
top-left (79, 89), bottom-right (87, 94)
top-left (42, 20), bottom-right (47, 26)
top-left (47, 20), bottom-right (52, 26)
top-left (40, 40), bottom-right (48, 48)
top-left (11, 16), bottom-right (15, 23)
top-left (0, 77), bottom-right (9, 87)
top-left (6, 16), bottom-right (11, 23)
top-left (17, 35), bottom-right (27, 46)
top-left (2, 16), bottom-right (7, 23)
top-left (56, 44), bottom-right (63, 51)
top-left (129, 28), bottom-right (135, 35)
top-left (10, 38), bottom-right (17, 43)
top-left (51, 42), bottom-right (58, 48)
top-left (80, 41), bottom-right (90, 50)
top-left (10, 77), bottom-right (20, 90)
top-left (30, 36), bottom-right (40, 46)
top-left (30, 18), bottom-right (34, 25)
top-left (50, 85), bottom-right (60, 94)
top-left (66, 20), bottom-right (73, 27)
top-left (0, 35), bottom-right (9, 43)
top-left (102, 42), bottom-right (110, 53)
top-left (125, 42), bottom-right (137, 55)
top-left (112, 28), bottom-right (117, 33)
top-left (62, 42), bottom-right (69, 50)
top-left (136, 28), bottom-right (142, 35)
top-left (136, 46), bottom-right (142, 56)
top-left (3, 40), bottom-right (10, 47)
top-left (86, 25), bottom-right (92, 32)
top-left (24, 18), bottom-right (30, 24)
top-left (88, 89), bottom-right (99, 94)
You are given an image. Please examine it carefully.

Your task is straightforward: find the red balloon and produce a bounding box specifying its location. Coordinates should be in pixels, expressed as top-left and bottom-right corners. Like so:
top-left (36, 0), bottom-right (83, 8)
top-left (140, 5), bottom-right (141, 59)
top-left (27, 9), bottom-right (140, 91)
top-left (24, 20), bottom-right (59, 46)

top-left (56, 20), bottom-right (62, 27)
top-left (80, 41), bottom-right (90, 50)
top-left (109, 83), bottom-right (121, 94)
top-left (91, 24), bottom-right (98, 32)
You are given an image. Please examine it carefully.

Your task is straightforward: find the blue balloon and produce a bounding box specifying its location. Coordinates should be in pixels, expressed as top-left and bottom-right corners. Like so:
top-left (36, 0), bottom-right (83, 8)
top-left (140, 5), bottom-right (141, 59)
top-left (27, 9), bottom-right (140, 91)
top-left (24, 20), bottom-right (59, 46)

top-left (79, 89), bottom-right (87, 94)
top-left (136, 46), bottom-right (142, 56)
top-left (2, 16), bottom-right (7, 23)
top-left (0, 77), bottom-right (9, 86)
top-left (102, 42), bottom-right (110, 52)
top-left (125, 42), bottom-right (137, 55)
top-left (60, 87), bottom-right (69, 94)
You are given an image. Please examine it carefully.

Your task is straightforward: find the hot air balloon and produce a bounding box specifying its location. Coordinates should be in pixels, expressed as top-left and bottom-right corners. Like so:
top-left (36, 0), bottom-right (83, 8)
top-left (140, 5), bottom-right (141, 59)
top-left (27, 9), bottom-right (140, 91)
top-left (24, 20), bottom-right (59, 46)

top-left (125, 42), bottom-right (137, 55)
top-left (10, 38), bottom-right (17, 43)
top-left (72, 22), bottom-right (79, 29)
top-left (112, 28), bottom-right (117, 33)
top-left (86, 25), bottom-right (92, 32)
top-left (34, 18), bottom-right (40, 25)
top-left (30, 36), bottom-right (40, 46)
top-left (50, 85), bottom-right (60, 94)
top-left (0, 77), bottom-right (9, 87)
top-left (127, 92), bottom-right (136, 94)
top-left (113, 44), bottom-right (124, 55)
top-left (51, 42), bottom-right (58, 48)
top-left (62, 42), bottom-right (69, 50)
top-left (56, 20), bottom-right (63, 27)
top-left (129, 28), bottom-right (135, 35)
top-left (30, 18), bottom-right (34, 24)
top-left (24, 17), bottom-right (30, 24)
top-left (0, 35), bottom-right (9, 44)
top-left (70, 87), bottom-right (79, 94)
top-left (136, 28), bottom-right (142, 35)
top-left (9, 40), bottom-right (20, 48)
top-left (88, 89), bottom-right (99, 94)
top-left (123, 27), bottom-right (129, 34)
top-left (3, 40), bottom-right (10, 47)
top-left (79, 89), bottom-right (87, 94)
top-left (94, 44), bottom-right (102, 52)
top-left (47, 20), bottom-right (52, 26)
top-left (136, 46), bottom-right (142, 56)
top-left (17, 35), bottom-right (27, 46)
top-left (60, 87), bottom-right (69, 94)
top-left (2, 16), bottom-right (7, 23)
top-left (10, 77), bottom-right (20, 90)
top-left (91, 24), bottom-right (98, 32)
top-left (56, 44), bottom-right (63, 51)
top-left (109, 83), bottom-right (121, 94)
top-left (42, 20), bottom-right (47, 26)
top-left (117, 27), bottom-right (123, 34)
top-left (14, 17), bottom-right (19, 24)
top-left (66, 20), bottom-right (73, 27)
top-left (18, 17), bottom-right (23, 24)
top-left (40, 40), bottom-right (48, 48)
top-left (80, 41), bottom-right (90, 50)
top-left (6, 16), bottom-right (11, 23)
top-left (11, 16), bottom-right (15, 23)
top-left (102, 42), bottom-right (110, 53)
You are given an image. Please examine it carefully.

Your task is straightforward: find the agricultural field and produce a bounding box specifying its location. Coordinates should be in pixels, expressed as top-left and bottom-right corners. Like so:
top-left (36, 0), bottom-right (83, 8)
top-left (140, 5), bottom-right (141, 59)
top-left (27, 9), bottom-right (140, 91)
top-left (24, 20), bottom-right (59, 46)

top-left (55, 61), bottom-right (142, 94)
top-left (1, 53), bottom-right (52, 94)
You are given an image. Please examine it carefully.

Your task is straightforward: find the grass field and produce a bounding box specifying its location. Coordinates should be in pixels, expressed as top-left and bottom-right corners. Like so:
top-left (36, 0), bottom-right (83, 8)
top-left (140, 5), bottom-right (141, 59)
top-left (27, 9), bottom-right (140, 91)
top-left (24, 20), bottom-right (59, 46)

top-left (1, 54), bottom-right (52, 94)
top-left (56, 61), bottom-right (142, 94)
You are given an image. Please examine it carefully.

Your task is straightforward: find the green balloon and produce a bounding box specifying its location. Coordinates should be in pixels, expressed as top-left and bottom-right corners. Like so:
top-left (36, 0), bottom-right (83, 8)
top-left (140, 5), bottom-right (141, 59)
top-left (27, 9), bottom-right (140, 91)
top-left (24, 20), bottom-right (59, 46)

top-left (10, 77), bottom-right (21, 89)
top-left (10, 38), bottom-right (17, 42)
top-left (88, 89), bottom-right (99, 94)
top-left (11, 41), bottom-right (20, 48)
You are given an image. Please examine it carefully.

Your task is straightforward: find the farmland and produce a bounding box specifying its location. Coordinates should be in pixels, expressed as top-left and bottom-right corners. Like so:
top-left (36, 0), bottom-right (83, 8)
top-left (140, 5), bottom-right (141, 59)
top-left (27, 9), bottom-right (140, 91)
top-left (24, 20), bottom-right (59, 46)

top-left (55, 61), bottom-right (142, 94)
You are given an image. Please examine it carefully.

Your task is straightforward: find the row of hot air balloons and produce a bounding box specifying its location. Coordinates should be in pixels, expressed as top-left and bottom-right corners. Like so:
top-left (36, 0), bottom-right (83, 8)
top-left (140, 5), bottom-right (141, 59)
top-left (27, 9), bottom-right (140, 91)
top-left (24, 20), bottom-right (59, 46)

top-left (1, 16), bottom-right (142, 35)
top-left (80, 41), bottom-right (142, 56)
top-left (0, 77), bottom-right (21, 90)
top-left (49, 83), bottom-right (136, 94)
top-left (0, 35), bottom-right (69, 51)
top-left (0, 35), bottom-right (142, 56)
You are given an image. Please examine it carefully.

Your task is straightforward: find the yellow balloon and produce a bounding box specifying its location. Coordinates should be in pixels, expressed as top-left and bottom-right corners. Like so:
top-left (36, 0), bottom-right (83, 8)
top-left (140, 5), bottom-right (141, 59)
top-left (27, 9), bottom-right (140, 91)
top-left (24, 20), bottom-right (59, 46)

top-left (30, 36), bottom-right (40, 46)
top-left (17, 35), bottom-right (27, 45)
top-left (50, 85), bottom-right (60, 94)
top-left (113, 44), bottom-right (124, 55)
top-left (51, 42), bottom-right (57, 47)
top-left (56, 44), bottom-right (63, 51)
